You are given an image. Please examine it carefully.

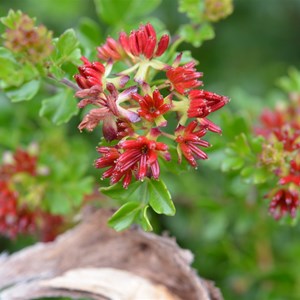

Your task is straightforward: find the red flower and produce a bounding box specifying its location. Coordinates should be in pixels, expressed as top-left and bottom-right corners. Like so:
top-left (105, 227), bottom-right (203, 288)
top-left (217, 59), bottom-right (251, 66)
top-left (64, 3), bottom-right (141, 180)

top-left (175, 120), bottom-right (210, 167)
top-left (95, 137), bottom-right (170, 187)
top-left (119, 23), bottom-right (169, 60)
top-left (95, 146), bottom-right (133, 188)
top-left (77, 84), bottom-right (139, 141)
top-left (187, 89), bottom-right (229, 119)
top-left (0, 181), bottom-right (36, 238)
top-left (117, 136), bottom-right (169, 181)
top-left (273, 127), bottom-right (300, 152)
top-left (132, 89), bottom-right (171, 126)
top-left (97, 37), bottom-right (126, 61)
top-left (74, 56), bottom-right (105, 89)
top-left (166, 61), bottom-right (203, 94)
top-left (0, 149), bottom-right (37, 178)
top-left (269, 188), bottom-right (299, 220)
top-left (279, 160), bottom-right (300, 186)
top-left (0, 180), bottom-right (18, 238)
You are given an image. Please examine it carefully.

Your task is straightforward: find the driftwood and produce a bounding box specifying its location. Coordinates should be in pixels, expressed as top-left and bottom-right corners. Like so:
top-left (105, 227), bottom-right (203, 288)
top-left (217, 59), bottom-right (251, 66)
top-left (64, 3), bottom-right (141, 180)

top-left (0, 209), bottom-right (223, 300)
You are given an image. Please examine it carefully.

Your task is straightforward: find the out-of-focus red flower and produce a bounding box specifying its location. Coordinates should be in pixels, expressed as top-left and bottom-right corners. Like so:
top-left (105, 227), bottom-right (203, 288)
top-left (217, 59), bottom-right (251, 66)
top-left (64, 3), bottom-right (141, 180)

top-left (279, 160), bottom-right (300, 186)
top-left (175, 120), bottom-right (210, 167)
top-left (269, 188), bottom-right (299, 220)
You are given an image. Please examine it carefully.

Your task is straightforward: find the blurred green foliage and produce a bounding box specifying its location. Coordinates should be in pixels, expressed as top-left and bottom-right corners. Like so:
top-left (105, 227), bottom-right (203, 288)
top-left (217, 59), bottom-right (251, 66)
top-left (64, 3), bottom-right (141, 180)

top-left (1, 1), bottom-right (300, 299)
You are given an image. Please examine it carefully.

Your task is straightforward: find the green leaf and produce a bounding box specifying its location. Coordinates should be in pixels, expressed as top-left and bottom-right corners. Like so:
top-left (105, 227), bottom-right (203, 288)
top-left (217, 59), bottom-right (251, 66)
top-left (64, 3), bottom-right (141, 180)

top-left (51, 29), bottom-right (81, 66)
top-left (179, 0), bottom-right (205, 23)
top-left (179, 23), bottom-right (215, 47)
top-left (148, 179), bottom-right (175, 215)
top-left (0, 10), bottom-right (23, 29)
top-left (108, 201), bottom-right (141, 231)
top-left (100, 180), bottom-right (143, 203)
top-left (94, 0), bottom-right (161, 25)
top-left (221, 156), bottom-right (244, 172)
top-left (39, 88), bottom-right (79, 125)
top-left (140, 205), bottom-right (153, 231)
top-left (77, 17), bottom-right (102, 49)
top-left (230, 133), bottom-right (252, 157)
top-left (277, 68), bottom-right (300, 93)
top-left (159, 145), bottom-right (191, 175)
top-left (5, 79), bottom-right (40, 102)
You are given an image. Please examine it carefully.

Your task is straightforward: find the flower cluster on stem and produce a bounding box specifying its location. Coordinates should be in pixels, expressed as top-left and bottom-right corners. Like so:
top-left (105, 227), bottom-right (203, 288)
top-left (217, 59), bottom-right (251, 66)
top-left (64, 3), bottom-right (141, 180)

top-left (74, 23), bottom-right (229, 188)
top-left (0, 148), bottom-right (63, 241)
top-left (256, 94), bottom-right (300, 220)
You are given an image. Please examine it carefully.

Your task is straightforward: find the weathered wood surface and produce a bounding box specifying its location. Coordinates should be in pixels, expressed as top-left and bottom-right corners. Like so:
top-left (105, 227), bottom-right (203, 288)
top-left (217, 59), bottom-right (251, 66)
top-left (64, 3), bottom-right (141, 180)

top-left (0, 209), bottom-right (223, 300)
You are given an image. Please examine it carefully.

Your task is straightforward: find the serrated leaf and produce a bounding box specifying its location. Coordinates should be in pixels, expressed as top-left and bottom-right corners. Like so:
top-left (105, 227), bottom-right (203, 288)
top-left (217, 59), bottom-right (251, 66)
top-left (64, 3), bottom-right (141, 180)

top-left (148, 179), bottom-right (175, 215)
top-left (94, 0), bottom-right (161, 25)
top-left (51, 29), bottom-right (81, 65)
top-left (39, 89), bottom-right (79, 125)
top-left (5, 79), bottom-right (40, 102)
top-left (108, 201), bottom-right (141, 231)
top-left (179, 23), bottom-right (215, 47)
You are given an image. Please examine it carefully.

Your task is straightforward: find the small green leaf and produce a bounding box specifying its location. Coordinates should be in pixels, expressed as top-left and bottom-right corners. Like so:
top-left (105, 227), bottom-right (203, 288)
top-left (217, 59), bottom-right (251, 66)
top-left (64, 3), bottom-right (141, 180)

top-left (108, 201), bottom-right (141, 231)
top-left (100, 180), bottom-right (143, 203)
top-left (39, 89), bottom-right (79, 125)
top-left (179, 23), bottom-right (215, 47)
top-left (5, 79), bottom-right (40, 102)
top-left (51, 29), bottom-right (81, 65)
top-left (221, 156), bottom-right (244, 172)
top-left (140, 205), bottom-right (153, 231)
top-left (148, 179), bottom-right (175, 216)
top-left (179, 0), bottom-right (205, 23)
top-left (253, 167), bottom-right (269, 184)
top-left (277, 68), bottom-right (300, 93)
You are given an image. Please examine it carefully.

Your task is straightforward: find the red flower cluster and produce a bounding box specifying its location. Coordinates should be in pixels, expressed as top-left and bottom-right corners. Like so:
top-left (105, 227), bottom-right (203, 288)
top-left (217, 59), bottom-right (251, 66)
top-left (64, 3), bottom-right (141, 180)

top-left (256, 95), bottom-right (300, 220)
top-left (0, 148), bottom-right (63, 241)
top-left (74, 23), bottom-right (229, 188)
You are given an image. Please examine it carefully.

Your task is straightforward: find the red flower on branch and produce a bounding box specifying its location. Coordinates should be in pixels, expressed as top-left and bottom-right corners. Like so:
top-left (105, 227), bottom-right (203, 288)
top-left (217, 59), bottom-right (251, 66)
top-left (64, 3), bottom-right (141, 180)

top-left (77, 84), bottom-right (139, 141)
top-left (166, 61), bottom-right (203, 94)
top-left (97, 37), bottom-right (126, 61)
top-left (119, 23), bottom-right (169, 60)
top-left (269, 188), bottom-right (299, 220)
top-left (74, 56), bottom-right (105, 89)
top-left (175, 120), bottom-right (210, 167)
top-left (95, 137), bottom-right (170, 188)
top-left (188, 89), bottom-right (229, 119)
top-left (132, 89), bottom-right (171, 126)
